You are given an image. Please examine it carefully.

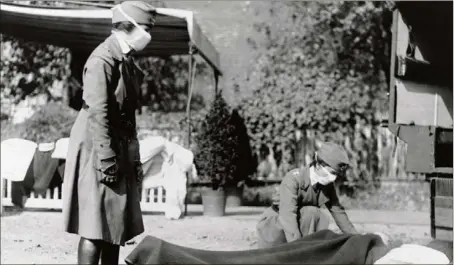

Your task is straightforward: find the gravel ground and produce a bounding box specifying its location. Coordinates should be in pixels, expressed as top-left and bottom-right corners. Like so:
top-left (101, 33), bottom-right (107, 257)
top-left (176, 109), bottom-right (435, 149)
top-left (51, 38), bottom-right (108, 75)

top-left (1, 205), bottom-right (435, 264)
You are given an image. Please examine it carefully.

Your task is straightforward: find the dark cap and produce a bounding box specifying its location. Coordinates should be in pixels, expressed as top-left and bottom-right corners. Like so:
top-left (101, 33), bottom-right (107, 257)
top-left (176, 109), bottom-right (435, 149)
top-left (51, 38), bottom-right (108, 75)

top-left (112, 1), bottom-right (157, 26)
top-left (317, 142), bottom-right (351, 173)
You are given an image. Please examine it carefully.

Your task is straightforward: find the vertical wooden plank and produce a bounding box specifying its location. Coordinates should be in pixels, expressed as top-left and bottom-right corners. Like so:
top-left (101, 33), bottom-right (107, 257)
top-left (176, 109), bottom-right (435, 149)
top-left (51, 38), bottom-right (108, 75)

top-left (435, 228), bottom-right (453, 242)
top-left (149, 188), bottom-right (155, 203)
top-left (162, 188), bottom-right (166, 203)
top-left (53, 188), bottom-right (58, 200)
top-left (430, 178), bottom-right (453, 241)
top-left (157, 187), bottom-right (163, 204)
top-left (7, 179), bottom-right (12, 199)
top-left (141, 188), bottom-right (147, 202)
top-left (431, 178), bottom-right (436, 238)
top-left (1, 177), bottom-right (3, 215)
top-left (434, 207), bottom-right (453, 228)
top-left (436, 178), bottom-right (453, 196)
top-left (1, 179), bottom-right (5, 199)
top-left (46, 189), bottom-right (51, 199)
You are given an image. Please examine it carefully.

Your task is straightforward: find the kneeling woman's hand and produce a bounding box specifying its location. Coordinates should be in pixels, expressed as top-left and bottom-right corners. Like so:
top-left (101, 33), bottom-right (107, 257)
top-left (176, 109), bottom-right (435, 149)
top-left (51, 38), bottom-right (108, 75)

top-left (361, 231), bottom-right (390, 246)
top-left (373, 232), bottom-right (390, 246)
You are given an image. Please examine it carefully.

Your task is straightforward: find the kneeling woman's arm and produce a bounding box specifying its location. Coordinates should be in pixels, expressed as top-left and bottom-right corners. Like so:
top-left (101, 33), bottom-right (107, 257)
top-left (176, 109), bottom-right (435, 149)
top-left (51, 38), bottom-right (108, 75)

top-left (325, 184), bottom-right (357, 234)
top-left (278, 175), bottom-right (302, 242)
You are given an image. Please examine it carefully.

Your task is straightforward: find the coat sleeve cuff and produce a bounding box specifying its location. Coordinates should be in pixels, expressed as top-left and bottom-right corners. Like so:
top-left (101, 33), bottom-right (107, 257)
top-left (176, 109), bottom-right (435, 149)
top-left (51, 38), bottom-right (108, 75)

top-left (96, 149), bottom-right (116, 172)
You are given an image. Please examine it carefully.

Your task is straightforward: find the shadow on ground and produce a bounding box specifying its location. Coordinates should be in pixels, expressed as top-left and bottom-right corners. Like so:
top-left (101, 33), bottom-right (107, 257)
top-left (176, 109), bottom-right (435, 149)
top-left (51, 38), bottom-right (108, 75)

top-left (426, 240), bottom-right (453, 262)
top-left (1, 206), bottom-right (24, 217)
top-left (184, 211), bottom-right (262, 217)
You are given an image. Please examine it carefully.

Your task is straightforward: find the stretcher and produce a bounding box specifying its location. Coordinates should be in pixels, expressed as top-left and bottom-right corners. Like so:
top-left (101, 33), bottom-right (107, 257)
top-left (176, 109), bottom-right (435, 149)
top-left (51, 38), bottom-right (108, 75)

top-left (125, 230), bottom-right (451, 264)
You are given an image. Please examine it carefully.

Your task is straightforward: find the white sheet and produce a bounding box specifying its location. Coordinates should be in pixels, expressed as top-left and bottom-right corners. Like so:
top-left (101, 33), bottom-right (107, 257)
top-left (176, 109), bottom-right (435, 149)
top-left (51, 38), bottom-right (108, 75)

top-left (139, 135), bottom-right (195, 220)
top-left (374, 244), bottom-right (450, 264)
top-left (21, 134), bottom-right (195, 219)
top-left (1, 138), bottom-right (37, 181)
top-left (51, 138), bottom-right (69, 159)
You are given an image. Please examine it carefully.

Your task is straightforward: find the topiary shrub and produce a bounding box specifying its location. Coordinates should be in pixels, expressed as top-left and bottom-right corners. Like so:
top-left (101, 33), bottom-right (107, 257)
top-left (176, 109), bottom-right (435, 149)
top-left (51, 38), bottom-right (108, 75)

top-left (193, 93), bottom-right (240, 191)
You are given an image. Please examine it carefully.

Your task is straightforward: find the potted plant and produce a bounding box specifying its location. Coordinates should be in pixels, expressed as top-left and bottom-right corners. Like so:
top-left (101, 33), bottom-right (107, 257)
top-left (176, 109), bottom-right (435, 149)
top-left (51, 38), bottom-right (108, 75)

top-left (194, 93), bottom-right (240, 216)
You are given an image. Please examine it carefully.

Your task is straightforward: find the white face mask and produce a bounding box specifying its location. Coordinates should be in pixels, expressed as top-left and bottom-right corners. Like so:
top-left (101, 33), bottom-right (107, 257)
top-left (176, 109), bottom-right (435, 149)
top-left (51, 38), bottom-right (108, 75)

top-left (316, 166), bottom-right (337, 186)
top-left (114, 5), bottom-right (152, 51)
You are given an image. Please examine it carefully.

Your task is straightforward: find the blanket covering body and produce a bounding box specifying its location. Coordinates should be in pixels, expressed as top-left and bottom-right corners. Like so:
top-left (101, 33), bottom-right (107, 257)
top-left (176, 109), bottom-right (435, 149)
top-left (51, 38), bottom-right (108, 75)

top-left (125, 230), bottom-right (390, 264)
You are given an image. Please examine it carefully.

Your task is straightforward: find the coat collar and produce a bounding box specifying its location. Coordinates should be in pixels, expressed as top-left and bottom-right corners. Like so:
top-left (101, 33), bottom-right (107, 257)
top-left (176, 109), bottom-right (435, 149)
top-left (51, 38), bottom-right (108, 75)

top-left (105, 34), bottom-right (126, 61)
top-left (112, 31), bottom-right (133, 55)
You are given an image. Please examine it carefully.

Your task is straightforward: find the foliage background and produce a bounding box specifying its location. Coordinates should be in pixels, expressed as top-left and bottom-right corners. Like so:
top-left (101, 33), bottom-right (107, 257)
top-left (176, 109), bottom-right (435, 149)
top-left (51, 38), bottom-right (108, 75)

top-left (235, 1), bottom-right (408, 194)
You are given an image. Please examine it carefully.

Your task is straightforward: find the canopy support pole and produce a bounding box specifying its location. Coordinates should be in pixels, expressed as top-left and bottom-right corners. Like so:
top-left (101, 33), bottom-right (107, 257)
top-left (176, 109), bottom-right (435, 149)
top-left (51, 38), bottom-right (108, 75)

top-left (184, 43), bottom-right (196, 217)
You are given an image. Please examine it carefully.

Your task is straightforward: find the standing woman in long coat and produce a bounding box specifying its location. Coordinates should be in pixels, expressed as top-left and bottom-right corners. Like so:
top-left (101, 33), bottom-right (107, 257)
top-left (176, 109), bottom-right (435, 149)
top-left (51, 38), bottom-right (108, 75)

top-left (62, 2), bottom-right (156, 264)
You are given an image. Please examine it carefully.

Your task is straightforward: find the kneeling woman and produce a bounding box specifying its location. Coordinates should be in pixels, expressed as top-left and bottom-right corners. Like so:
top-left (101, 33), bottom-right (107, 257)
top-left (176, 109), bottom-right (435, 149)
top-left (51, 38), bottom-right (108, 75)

top-left (256, 142), bottom-right (358, 248)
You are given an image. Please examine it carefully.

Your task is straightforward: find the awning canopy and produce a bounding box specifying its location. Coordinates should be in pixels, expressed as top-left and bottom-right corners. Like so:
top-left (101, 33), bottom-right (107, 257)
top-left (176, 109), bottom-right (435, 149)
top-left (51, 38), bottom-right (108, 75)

top-left (0, 1), bottom-right (222, 75)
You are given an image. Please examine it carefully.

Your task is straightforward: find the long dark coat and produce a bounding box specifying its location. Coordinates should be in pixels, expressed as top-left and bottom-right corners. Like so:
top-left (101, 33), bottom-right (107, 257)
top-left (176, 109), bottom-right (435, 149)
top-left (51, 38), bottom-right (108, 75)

top-left (62, 34), bottom-right (145, 246)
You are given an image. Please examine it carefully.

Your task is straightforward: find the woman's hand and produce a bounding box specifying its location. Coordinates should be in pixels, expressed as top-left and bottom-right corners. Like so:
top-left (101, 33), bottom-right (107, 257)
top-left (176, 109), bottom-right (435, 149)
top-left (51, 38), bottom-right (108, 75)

top-left (373, 232), bottom-right (391, 246)
top-left (100, 162), bottom-right (119, 185)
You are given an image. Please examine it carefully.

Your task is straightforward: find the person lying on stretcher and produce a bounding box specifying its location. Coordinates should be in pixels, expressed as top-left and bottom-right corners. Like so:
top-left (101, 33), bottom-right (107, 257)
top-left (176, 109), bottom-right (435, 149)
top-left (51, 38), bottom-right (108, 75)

top-left (256, 141), bottom-right (362, 248)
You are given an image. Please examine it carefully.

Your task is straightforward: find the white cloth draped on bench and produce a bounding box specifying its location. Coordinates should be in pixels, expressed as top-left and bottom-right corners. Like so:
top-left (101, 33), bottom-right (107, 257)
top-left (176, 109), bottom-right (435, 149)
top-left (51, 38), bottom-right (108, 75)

top-left (374, 244), bottom-right (450, 264)
top-left (1, 138), bottom-right (38, 182)
top-left (139, 136), bottom-right (195, 220)
top-left (4, 136), bottom-right (195, 219)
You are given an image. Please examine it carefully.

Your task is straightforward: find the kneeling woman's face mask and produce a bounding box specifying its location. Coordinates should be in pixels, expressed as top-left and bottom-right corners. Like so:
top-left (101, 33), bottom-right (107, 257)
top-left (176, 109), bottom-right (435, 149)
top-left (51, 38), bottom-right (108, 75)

top-left (114, 5), bottom-right (152, 51)
top-left (314, 158), bottom-right (338, 186)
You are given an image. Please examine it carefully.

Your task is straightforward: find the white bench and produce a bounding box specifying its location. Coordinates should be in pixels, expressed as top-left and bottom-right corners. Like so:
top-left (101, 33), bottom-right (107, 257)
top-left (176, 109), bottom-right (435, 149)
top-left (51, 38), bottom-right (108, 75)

top-left (1, 178), bottom-right (167, 213)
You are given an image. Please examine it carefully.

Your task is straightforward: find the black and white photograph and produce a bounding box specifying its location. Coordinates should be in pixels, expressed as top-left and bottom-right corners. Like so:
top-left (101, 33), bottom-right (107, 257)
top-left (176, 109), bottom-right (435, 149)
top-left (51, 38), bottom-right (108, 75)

top-left (0, 0), bottom-right (452, 264)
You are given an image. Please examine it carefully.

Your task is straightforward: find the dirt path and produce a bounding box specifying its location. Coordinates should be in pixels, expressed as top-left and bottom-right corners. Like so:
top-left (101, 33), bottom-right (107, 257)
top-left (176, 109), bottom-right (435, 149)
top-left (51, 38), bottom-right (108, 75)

top-left (1, 206), bottom-right (433, 264)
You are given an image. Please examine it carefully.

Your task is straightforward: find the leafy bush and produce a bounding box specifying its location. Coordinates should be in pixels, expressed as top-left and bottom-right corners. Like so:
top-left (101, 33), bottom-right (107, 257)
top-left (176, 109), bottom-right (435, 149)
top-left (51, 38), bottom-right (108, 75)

top-left (0, 34), bottom-right (71, 110)
top-left (194, 93), bottom-right (241, 190)
top-left (237, 1), bottom-right (394, 191)
top-left (1, 102), bottom-right (77, 143)
top-left (137, 56), bottom-right (209, 112)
